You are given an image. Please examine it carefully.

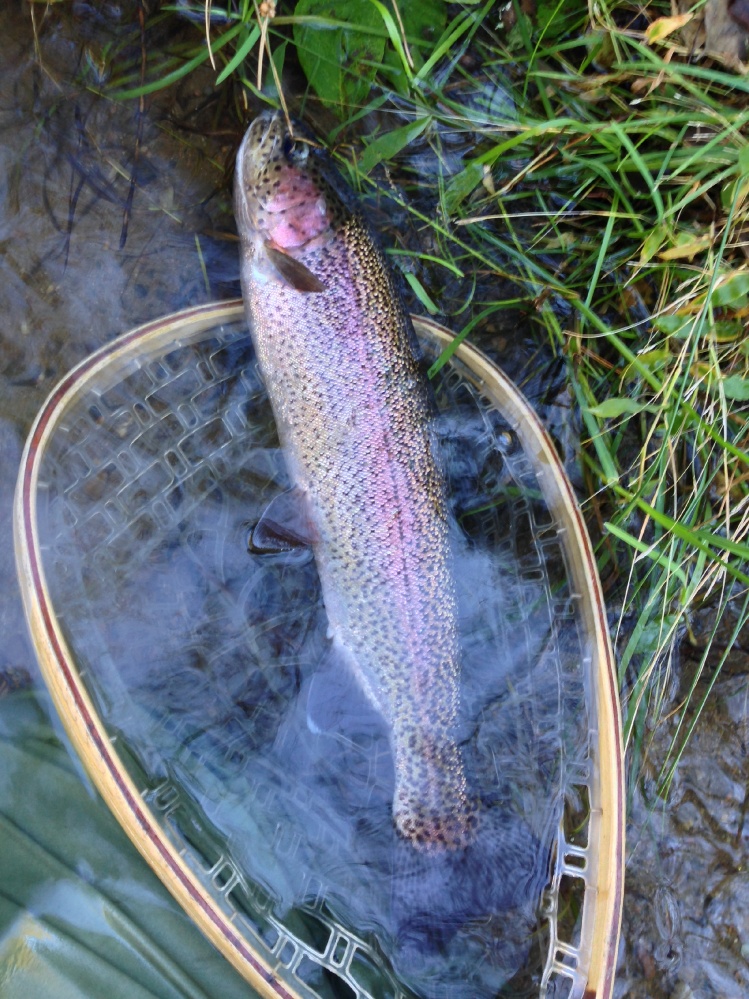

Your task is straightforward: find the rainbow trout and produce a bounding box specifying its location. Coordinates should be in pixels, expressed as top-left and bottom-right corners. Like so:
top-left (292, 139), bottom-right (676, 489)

top-left (235, 111), bottom-right (476, 851)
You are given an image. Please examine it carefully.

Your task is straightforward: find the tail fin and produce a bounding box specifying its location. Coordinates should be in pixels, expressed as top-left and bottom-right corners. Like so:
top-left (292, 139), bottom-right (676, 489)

top-left (392, 734), bottom-right (478, 852)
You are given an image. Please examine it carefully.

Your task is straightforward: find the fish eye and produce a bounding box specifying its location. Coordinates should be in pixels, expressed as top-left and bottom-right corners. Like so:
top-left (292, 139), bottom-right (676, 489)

top-left (282, 134), bottom-right (310, 165)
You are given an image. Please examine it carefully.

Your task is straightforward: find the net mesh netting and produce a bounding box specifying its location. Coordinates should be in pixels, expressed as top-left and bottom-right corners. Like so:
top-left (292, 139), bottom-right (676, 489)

top-left (34, 317), bottom-right (599, 999)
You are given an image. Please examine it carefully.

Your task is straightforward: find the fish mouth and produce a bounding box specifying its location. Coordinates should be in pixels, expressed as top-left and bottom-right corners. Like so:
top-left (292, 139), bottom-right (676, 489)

top-left (236, 111), bottom-right (333, 253)
top-left (235, 112), bottom-right (286, 235)
top-left (238, 111), bottom-right (317, 190)
top-left (237, 110), bottom-right (282, 187)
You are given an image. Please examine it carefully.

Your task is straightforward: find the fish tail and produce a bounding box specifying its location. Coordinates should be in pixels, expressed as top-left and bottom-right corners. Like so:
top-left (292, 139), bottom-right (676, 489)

top-left (392, 735), bottom-right (479, 852)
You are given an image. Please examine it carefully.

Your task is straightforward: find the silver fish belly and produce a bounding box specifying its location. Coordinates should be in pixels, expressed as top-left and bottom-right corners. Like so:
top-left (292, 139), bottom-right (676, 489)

top-left (235, 111), bottom-right (476, 851)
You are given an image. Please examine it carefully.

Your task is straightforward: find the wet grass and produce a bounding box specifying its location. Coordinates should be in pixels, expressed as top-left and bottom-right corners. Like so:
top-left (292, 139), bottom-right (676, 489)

top-left (57, 0), bottom-right (749, 791)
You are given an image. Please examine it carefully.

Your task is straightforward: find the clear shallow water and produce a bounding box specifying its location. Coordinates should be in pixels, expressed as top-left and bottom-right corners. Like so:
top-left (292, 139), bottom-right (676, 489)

top-left (34, 317), bottom-right (591, 998)
top-left (0, 4), bottom-right (746, 999)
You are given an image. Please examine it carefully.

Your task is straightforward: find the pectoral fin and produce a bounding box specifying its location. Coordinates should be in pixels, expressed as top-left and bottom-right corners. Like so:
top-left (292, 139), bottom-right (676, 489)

top-left (265, 242), bottom-right (326, 293)
top-left (249, 487), bottom-right (318, 553)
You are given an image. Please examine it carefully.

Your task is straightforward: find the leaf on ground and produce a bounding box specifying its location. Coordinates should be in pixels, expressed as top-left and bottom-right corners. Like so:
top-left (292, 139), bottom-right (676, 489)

top-left (293, 0), bottom-right (385, 110)
top-left (586, 398), bottom-right (658, 419)
top-left (645, 13), bottom-right (693, 44)
top-left (721, 374), bottom-right (749, 400)
top-left (711, 271), bottom-right (749, 308)
top-left (640, 225), bottom-right (667, 264)
top-left (651, 314), bottom-right (698, 338)
top-left (657, 232), bottom-right (712, 261)
top-left (623, 348), bottom-right (670, 379)
top-left (360, 116), bottom-right (430, 173)
top-left (443, 161), bottom-right (485, 214)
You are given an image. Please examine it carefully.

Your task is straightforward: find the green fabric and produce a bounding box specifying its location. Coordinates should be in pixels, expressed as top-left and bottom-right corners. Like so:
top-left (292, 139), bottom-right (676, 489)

top-left (0, 691), bottom-right (257, 999)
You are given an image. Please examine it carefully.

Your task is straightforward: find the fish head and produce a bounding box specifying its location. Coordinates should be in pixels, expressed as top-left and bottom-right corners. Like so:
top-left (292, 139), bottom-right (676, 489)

top-left (235, 111), bottom-right (342, 256)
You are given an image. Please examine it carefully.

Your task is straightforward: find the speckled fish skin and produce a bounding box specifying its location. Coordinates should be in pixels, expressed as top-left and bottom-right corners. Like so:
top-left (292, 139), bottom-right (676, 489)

top-left (235, 111), bottom-right (477, 852)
